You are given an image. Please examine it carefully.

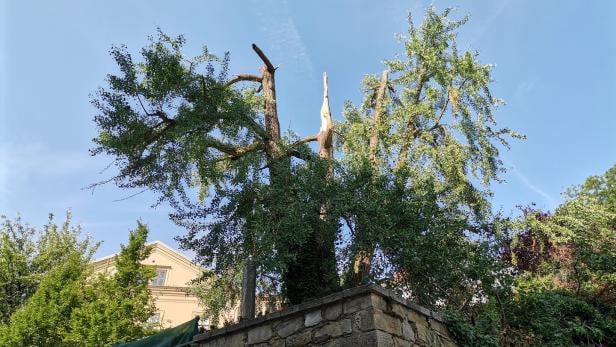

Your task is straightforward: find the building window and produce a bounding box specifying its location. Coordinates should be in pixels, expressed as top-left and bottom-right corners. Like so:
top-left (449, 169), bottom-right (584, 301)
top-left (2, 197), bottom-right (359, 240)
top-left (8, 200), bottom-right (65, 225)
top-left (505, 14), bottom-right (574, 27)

top-left (147, 312), bottom-right (161, 324)
top-left (151, 269), bottom-right (167, 286)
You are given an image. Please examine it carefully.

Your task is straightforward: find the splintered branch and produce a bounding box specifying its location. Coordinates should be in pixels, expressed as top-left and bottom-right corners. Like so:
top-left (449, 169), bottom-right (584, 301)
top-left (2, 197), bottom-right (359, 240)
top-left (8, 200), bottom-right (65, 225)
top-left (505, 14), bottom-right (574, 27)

top-left (251, 44), bottom-right (275, 72)
top-left (226, 74), bottom-right (262, 86)
top-left (318, 72), bottom-right (334, 160)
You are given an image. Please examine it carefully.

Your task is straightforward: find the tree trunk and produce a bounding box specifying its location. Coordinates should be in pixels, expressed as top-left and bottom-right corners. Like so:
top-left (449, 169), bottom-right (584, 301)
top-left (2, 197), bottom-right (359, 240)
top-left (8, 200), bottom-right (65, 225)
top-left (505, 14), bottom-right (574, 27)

top-left (240, 259), bottom-right (256, 321)
top-left (348, 70), bottom-right (388, 287)
top-left (284, 73), bottom-right (339, 304)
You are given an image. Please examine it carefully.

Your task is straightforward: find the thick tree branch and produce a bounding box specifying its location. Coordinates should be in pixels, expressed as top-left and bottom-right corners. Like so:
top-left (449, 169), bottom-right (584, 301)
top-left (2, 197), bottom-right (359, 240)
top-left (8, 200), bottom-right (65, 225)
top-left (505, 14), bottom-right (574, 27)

top-left (205, 137), bottom-right (260, 158)
top-left (291, 134), bottom-right (319, 147)
top-left (214, 141), bottom-right (263, 162)
top-left (252, 44), bottom-right (275, 72)
top-left (369, 70), bottom-right (389, 169)
top-left (430, 79), bottom-right (467, 132)
top-left (349, 71), bottom-right (389, 285)
top-left (225, 74), bottom-right (262, 87)
top-left (396, 69), bottom-right (429, 170)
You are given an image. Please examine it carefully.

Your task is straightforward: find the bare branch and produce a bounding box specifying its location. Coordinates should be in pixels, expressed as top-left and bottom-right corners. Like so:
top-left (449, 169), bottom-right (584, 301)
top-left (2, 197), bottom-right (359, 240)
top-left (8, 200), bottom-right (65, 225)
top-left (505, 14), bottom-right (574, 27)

top-left (225, 74), bottom-right (262, 87)
top-left (291, 134), bottom-right (319, 147)
top-left (430, 79), bottom-right (467, 132)
top-left (112, 188), bottom-right (149, 202)
top-left (213, 141), bottom-right (263, 161)
top-left (205, 138), bottom-right (261, 158)
top-left (251, 44), bottom-right (275, 72)
top-left (396, 69), bottom-right (429, 169)
top-left (369, 70), bottom-right (389, 169)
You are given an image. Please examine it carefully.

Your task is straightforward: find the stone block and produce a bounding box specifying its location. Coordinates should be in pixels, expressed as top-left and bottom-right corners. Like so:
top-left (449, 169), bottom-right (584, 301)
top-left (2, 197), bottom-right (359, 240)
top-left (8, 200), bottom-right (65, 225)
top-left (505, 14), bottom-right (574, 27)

top-left (416, 324), bottom-right (445, 347)
top-left (305, 309), bottom-right (322, 327)
top-left (247, 324), bottom-right (272, 345)
top-left (375, 330), bottom-right (395, 347)
top-left (402, 320), bottom-right (416, 342)
top-left (340, 318), bottom-right (353, 335)
top-left (393, 336), bottom-right (412, 347)
top-left (389, 302), bottom-right (407, 319)
top-left (275, 316), bottom-right (303, 338)
top-left (371, 293), bottom-right (388, 311)
top-left (374, 311), bottom-right (402, 336)
top-left (428, 319), bottom-right (451, 337)
top-left (333, 330), bottom-right (379, 346)
top-left (344, 294), bottom-right (374, 313)
top-left (269, 338), bottom-right (285, 347)
top-left (314, 319), bottom-right (353, 340)
top-left (353, 309), bottom-right (376, 332)
top-left (407, 309), bottom-right (429, 326)
top-left (286, 330), bottom-right (312, 347)
top-left (323, 302), bottom-right (342, 320)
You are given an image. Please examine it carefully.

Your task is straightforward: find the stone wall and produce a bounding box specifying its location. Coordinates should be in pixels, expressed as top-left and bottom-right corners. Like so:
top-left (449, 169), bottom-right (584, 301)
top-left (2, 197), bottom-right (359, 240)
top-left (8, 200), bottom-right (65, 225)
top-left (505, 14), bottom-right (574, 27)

top-left (191, 284), bottom-right (457, 347)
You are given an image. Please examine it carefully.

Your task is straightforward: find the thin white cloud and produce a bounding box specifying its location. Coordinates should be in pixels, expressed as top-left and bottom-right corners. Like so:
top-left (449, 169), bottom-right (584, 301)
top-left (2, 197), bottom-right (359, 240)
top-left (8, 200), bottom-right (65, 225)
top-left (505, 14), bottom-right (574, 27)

top-left (508, 162), bottom-right (557, 208)
top-left (469, 0), bottom-right (513, 45)
top-left (251, 0), bottom-right (316, 77)
top-left (0, 142), bottom-right (97, 197)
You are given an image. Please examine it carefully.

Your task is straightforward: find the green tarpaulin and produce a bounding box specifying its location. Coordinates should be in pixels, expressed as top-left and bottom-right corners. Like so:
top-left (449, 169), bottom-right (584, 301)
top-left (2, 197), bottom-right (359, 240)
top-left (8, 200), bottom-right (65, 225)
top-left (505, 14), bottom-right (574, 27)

top-left (113, 317), bottom-right (199, 347)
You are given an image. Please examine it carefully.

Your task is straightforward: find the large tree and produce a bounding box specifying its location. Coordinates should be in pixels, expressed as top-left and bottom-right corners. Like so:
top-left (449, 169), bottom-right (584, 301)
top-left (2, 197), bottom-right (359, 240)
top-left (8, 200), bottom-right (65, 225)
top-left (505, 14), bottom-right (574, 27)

top-left (90, 30), bottom-right (339, 304)
top-left (90, 8), bottom-right (518, 305)
top-left (0, 218), bottom-right (157, 347)
top-left (446, 165), bottom-right (616, 347)
top-left (0, 213), bottom-right (94, 324)
top-left (339, 8), bottom-right (522, 287)
top-left (65, 222), bottom-right (157, 346)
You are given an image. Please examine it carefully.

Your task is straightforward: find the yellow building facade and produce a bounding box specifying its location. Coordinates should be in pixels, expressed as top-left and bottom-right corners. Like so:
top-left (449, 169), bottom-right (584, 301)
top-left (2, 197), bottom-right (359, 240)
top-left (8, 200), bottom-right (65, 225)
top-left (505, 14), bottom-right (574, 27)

top-left (91, 241), bottom-right (208, 328)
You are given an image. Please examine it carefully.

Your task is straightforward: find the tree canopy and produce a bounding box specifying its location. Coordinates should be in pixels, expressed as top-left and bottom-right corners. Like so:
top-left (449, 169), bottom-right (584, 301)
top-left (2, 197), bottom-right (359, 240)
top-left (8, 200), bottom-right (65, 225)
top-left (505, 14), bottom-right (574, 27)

top-left (87, 5), bottom-right (615, 346)
top-left (447, 164), bottom-right (616, 346)
top-left (0, 216), bottom-right (157, 347)
top-left (90, 7), bottom-right (519, 307)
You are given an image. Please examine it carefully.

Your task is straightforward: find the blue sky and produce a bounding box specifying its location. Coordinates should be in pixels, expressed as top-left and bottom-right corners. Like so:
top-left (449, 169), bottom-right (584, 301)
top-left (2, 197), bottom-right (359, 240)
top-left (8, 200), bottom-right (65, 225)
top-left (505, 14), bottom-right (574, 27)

top-left (1, 0), bottom-right (615, 258)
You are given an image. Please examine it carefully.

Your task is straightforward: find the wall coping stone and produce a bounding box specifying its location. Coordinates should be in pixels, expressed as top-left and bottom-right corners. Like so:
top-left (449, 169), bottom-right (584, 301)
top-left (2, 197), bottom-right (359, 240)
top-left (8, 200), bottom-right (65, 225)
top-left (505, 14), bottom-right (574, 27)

top-left (192, 284), bottom-right (446, 344)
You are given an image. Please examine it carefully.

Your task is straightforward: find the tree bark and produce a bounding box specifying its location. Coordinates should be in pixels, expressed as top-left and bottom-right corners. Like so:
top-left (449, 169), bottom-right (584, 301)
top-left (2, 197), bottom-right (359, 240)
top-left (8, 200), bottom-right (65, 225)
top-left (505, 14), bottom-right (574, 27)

top-left (396, 70), bottom-right (428, 170)
top-left (347, 70), bottom-right (389, 286)
top-left (369, 70), bottom-right (389, 168)
top-left (284, 73), bottom-right (339, 304)
top-left (240, 258), bottom-right (256, 321)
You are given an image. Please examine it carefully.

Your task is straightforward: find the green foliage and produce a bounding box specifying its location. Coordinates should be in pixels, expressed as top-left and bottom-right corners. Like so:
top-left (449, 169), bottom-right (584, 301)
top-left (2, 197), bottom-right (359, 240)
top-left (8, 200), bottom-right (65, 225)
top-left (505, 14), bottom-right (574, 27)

top-left (65, 222), bottom-right (156, 346)
top-left (188, 266), bottom-right (242, 327)
top-left (89, 7), bottom-right (521, 310)
top-left (0, 213), bottom-right (94, 325)
top-left (448, 164), bottom-right (616, 346)
top-left (0, 216), bottom-right (157, 347)
top-left (508, 290), bottom-right (616, 346)
top-left (336, 7), bottom-right (518, 310)
top-left (445, 309), bottom-right (500, 347)
top-left (90, 29), bottom-right (340, 303)
top-left (0, 253), bottom-right (86, 346)
top-left (0, 214), bottom-right (94, 347)
top-left (0, 216), bottom-right (37, 324)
